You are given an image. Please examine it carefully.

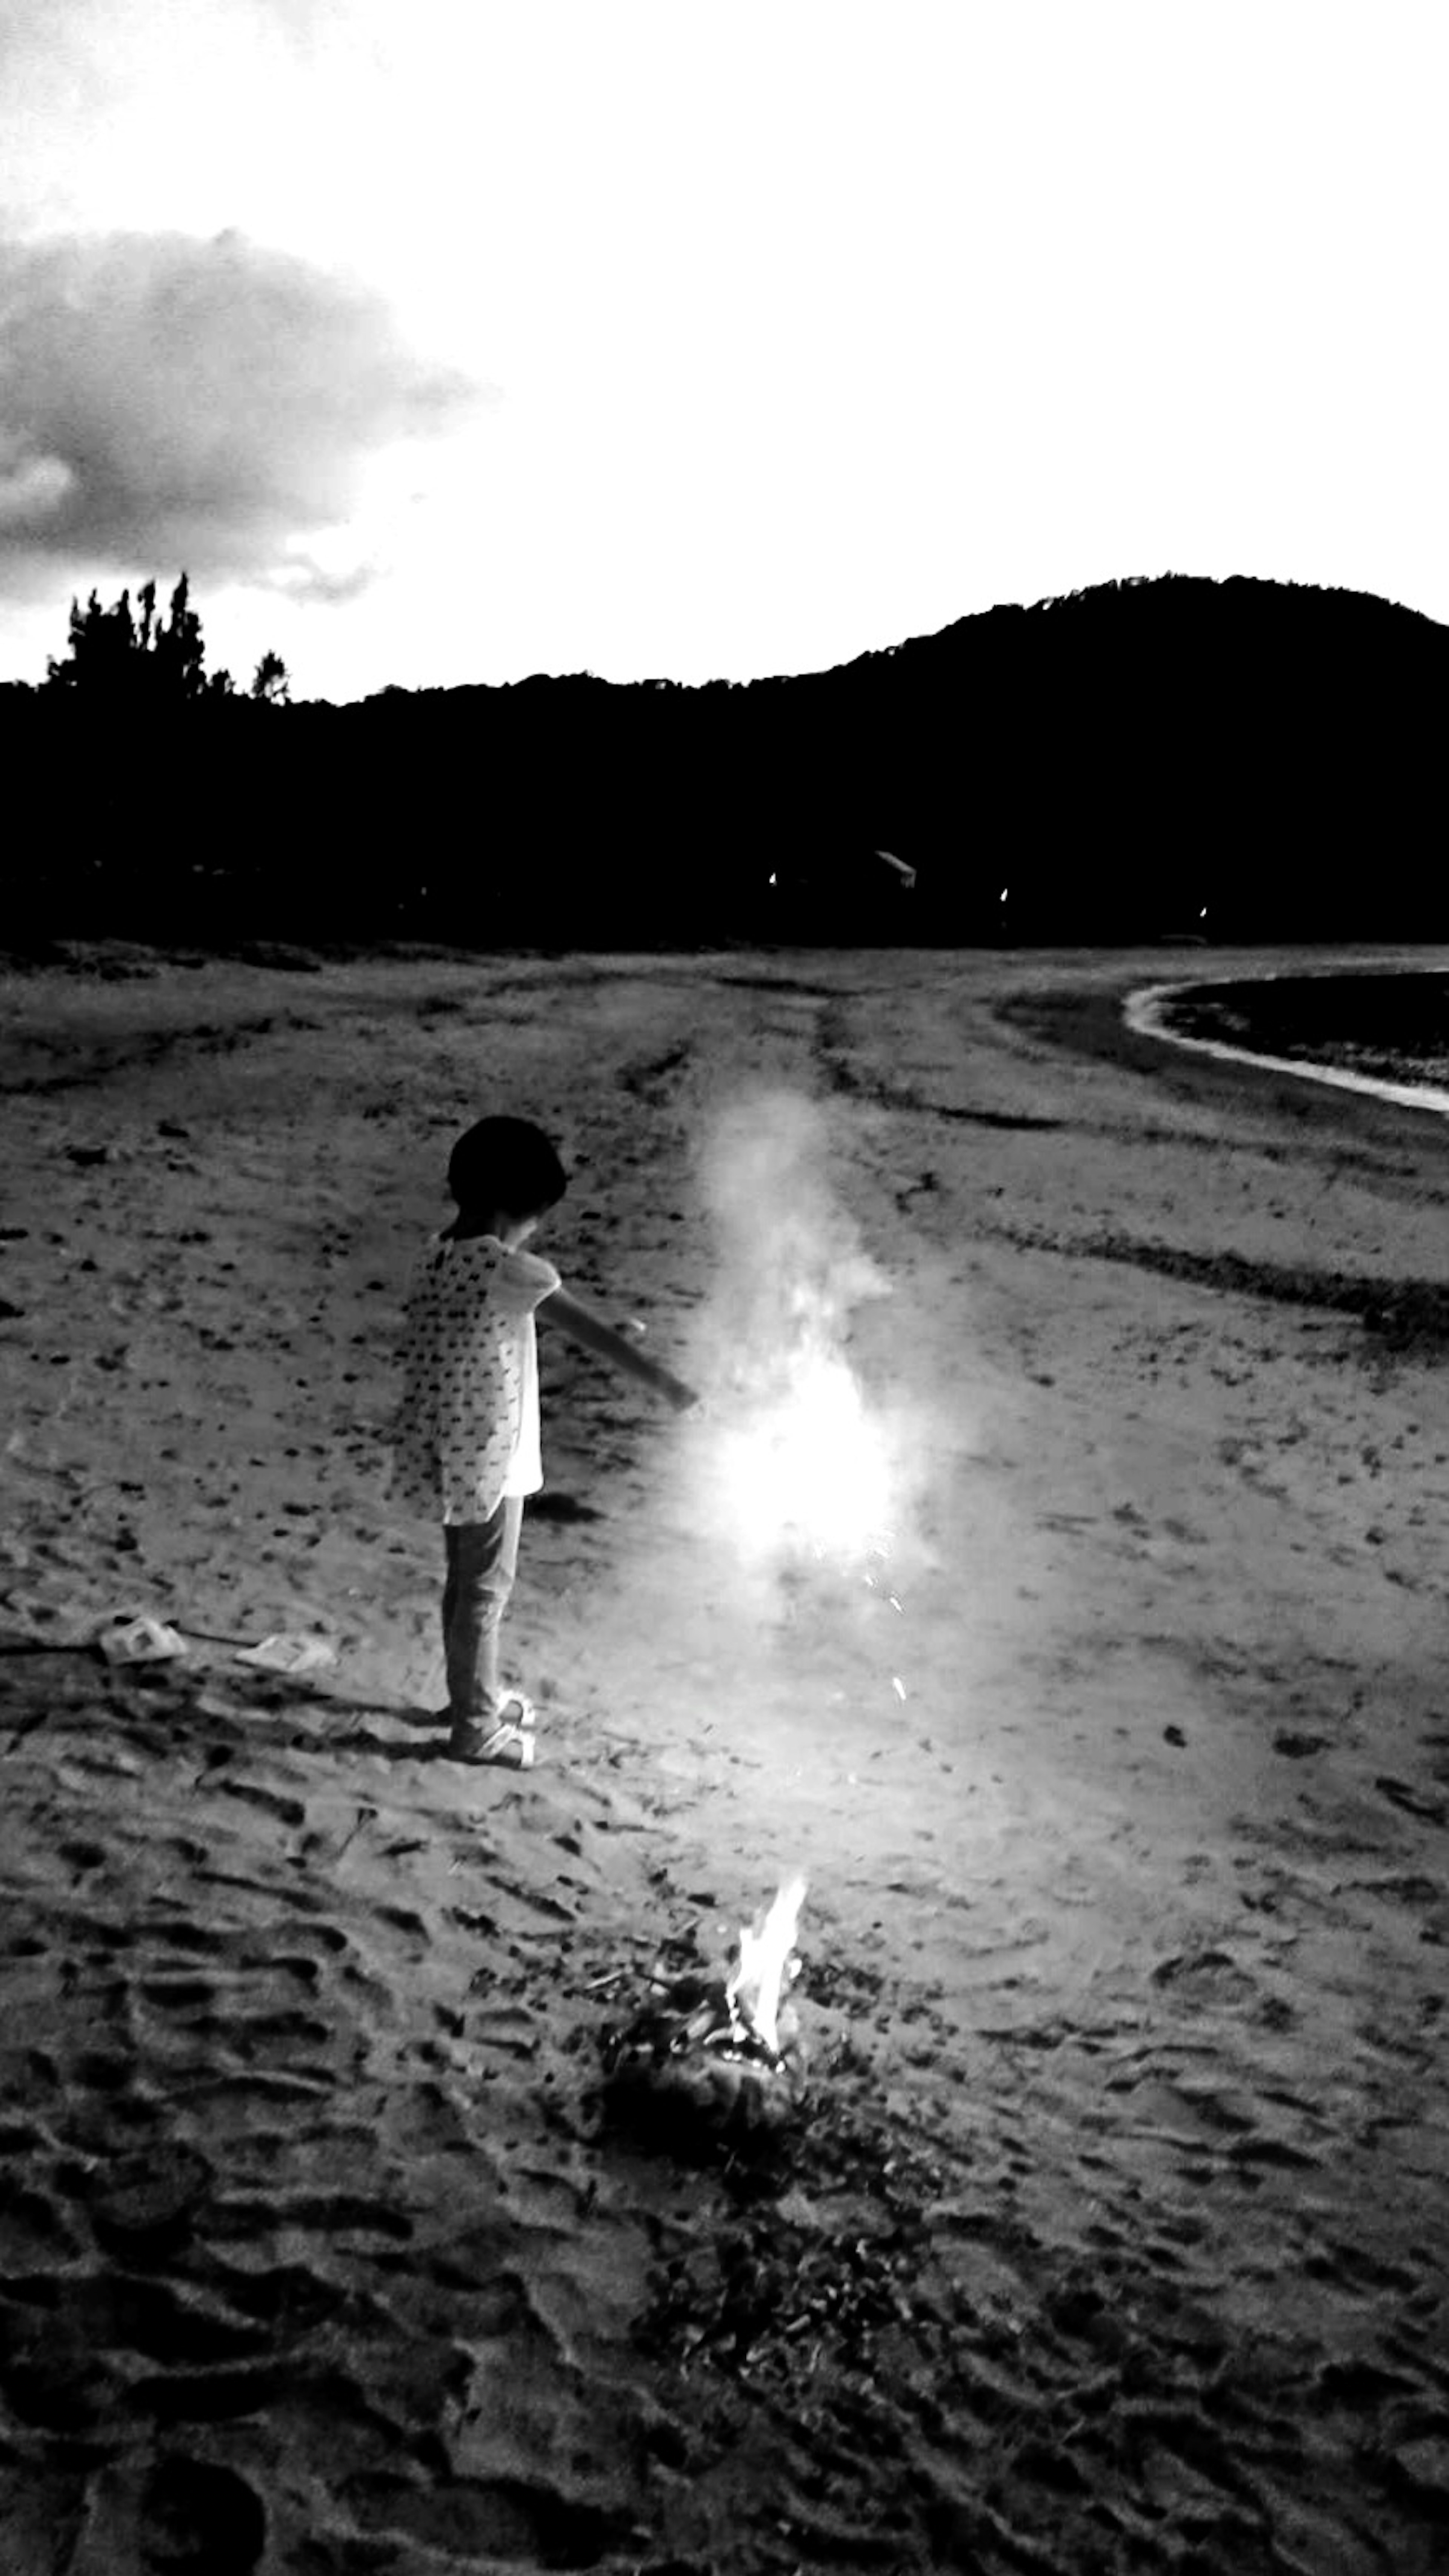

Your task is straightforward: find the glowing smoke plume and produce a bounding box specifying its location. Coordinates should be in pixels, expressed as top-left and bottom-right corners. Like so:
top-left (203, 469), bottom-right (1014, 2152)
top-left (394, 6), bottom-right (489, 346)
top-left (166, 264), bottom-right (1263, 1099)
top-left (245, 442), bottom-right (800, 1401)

top-left (697, 1088), bottom-right (895, 1573)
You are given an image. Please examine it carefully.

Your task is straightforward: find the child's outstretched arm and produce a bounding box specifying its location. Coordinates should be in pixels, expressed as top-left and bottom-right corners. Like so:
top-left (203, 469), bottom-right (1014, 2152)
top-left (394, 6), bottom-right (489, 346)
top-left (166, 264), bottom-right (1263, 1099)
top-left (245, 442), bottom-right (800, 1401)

top-left (543, 1286), bottom-right (698, 1411)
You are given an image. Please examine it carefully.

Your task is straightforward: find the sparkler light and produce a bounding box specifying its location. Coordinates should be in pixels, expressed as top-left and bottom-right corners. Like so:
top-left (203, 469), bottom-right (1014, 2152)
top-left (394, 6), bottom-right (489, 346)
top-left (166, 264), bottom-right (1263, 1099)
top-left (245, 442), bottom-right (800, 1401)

top-left (693, 1086), bottom-right (914, 1669)
top-left (713, 1338), bottom-right (894, 1571)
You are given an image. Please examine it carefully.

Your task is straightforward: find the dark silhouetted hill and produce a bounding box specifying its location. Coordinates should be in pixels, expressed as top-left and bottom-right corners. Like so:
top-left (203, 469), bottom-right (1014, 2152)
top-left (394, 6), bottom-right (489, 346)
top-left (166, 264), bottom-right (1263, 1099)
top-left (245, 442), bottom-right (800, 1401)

top-left (4, 573), bottom-right (1444, 944)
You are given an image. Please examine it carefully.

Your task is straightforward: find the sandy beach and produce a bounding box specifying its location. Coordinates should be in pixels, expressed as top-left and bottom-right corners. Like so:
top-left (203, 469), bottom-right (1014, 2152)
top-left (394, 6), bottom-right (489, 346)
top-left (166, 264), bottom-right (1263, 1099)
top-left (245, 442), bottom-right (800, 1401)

top-left (1, 939), bottom-right (1445, 2576)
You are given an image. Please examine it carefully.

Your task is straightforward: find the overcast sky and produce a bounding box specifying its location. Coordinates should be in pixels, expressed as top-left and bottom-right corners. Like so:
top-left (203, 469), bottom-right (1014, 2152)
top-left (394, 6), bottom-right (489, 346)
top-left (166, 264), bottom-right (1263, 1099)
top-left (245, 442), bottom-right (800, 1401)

top-left (1, 1), bottom-right (1444, 703)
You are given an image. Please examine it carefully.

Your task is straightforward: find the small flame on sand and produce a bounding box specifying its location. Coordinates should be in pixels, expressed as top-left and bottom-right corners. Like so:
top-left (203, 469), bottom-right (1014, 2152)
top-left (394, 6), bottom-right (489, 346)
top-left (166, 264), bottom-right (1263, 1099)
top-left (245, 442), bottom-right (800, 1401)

top-left (726, 1874), bottom-right (807, 2056)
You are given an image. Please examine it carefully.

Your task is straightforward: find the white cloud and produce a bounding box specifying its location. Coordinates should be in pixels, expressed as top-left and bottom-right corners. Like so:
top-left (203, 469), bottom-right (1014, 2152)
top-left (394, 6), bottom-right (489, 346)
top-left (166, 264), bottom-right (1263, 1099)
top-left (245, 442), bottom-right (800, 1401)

top-left (0, 226), bottom-right (486, 592)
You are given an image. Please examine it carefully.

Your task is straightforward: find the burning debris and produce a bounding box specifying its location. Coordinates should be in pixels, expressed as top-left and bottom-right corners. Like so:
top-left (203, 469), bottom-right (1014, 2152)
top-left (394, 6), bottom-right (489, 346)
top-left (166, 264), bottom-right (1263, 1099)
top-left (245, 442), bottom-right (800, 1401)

top-left (602, 1877), bottom-right (811, 2152)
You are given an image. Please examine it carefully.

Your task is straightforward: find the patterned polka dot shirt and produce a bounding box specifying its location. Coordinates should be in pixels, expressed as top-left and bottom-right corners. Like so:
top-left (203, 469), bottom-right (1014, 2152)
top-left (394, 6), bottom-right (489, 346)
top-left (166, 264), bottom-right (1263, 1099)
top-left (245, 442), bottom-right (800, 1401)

top-left (391, 1234), bottom-right (562, 1525)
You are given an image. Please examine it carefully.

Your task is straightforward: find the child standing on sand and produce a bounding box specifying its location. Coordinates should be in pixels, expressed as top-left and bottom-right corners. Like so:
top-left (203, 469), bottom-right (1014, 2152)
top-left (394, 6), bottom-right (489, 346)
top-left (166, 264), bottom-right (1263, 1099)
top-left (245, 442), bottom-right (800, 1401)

top-left (391, 1116), bottom-right (697, 1767)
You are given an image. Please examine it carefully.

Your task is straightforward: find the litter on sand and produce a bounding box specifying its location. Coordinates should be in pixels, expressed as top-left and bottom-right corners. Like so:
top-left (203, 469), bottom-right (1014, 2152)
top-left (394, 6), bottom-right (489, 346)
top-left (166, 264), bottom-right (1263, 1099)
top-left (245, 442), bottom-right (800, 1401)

top-left (86, 1614), bottom-right (337, 1674)
top-left (233, 1633), bottom-right (337, 1674)
top-left (94, 1614), bottom-right (188, 1665)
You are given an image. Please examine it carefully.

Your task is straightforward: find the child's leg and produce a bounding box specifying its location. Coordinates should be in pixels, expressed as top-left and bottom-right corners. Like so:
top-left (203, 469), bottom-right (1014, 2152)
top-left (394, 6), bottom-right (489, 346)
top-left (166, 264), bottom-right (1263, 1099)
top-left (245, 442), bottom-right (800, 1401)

top-left (497, 1492), bottom-right (524, 1595)
top-left (442, 1499), bottom-right (523, 1723)
top-left (441, 1542), bottom-right (458, 1659)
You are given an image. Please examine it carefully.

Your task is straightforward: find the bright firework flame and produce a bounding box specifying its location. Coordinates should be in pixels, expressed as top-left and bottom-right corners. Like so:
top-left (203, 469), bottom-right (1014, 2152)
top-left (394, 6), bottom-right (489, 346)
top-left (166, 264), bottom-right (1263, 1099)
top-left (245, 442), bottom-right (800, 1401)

top-left (715, 1340), bottom-right (893, 1568)
top-left (696, 1086), bottom-right (898, 1573)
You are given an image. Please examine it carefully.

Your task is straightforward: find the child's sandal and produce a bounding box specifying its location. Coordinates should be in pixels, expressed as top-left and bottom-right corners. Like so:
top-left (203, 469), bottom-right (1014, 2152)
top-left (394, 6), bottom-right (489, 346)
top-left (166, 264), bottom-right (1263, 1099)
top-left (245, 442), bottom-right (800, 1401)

top-left (448, 1717), bottom-right (535, 1768)
top-left (433, 1692), bottom-right (535, 1733)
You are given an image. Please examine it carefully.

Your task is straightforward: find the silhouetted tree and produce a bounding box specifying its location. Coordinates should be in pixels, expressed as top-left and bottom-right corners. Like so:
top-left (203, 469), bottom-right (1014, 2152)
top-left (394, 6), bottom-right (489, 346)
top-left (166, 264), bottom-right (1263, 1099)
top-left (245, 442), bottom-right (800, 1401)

top-left (250, 649), bottom-right (291, 705)
top-left (152, 573), bottom-right (206, 702)
top-left (42, 573), bottom-right (282, 710)
top-left (45, 585), bottom-right (140, 696)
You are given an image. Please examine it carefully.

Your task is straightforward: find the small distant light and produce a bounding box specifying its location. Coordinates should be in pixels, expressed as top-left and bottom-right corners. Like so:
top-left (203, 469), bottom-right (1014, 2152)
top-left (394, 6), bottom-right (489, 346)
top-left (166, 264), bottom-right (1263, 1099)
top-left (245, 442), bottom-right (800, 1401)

top-left (1199, 906), bottom-right (1208, 920)
top-left (768, 872), bottom-right (777, 887)
top-left (891, 1675), bottom-right (907, 1701)
top-left (999, 887), bottom-right (1008, 902)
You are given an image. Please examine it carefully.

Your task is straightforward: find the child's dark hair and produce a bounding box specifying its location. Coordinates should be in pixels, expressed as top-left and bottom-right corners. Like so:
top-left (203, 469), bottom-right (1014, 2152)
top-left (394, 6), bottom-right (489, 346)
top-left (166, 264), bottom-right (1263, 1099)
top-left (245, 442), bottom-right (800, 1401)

top-left (448, 1117), bottom-right (568, 1218)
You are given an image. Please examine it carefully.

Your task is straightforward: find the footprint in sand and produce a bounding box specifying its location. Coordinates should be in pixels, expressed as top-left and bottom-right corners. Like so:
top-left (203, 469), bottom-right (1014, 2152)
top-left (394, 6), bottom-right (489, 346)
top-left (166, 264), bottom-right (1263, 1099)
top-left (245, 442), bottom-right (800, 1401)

top-left (212, 1778), bottom-right (308, 1828)
top-left (84, 2140), bottom-right (214, 2262)
top-left (338, 2468), bottom-right (634, 2567)
top-left (139, 1974), bottom-right (219, 2012)
top-left (209, 2189), bottom-right (415, 2244)
top-left (58, 1836), bottom-right (107, 1873)
top-left (0, 2176), bottom-right (84, 2270)
top-left (1149, 1948), bottom-right (1258, 2008)
top-left (140, 2458), bottom-right (268, 2574)
top-left (1375, 1775), bottom-right (1448, 1827)
top-left (0, 2309), bottom-right (122, 2433)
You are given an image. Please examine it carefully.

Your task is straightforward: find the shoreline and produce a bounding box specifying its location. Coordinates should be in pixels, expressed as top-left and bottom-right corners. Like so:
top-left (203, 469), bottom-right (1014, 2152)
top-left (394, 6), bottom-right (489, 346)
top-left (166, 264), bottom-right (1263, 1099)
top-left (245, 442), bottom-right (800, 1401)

top-left (1124, 968), bottom-right (1449, 1118)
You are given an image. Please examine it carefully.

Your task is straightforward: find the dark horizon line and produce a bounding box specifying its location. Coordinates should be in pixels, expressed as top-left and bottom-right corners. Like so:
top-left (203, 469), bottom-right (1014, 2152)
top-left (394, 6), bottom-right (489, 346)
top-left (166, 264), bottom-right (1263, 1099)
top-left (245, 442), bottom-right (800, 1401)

top-left (280, 567), bottom-right (1449, 707)
top-left (4, 565), bottom-right (1446, 712)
